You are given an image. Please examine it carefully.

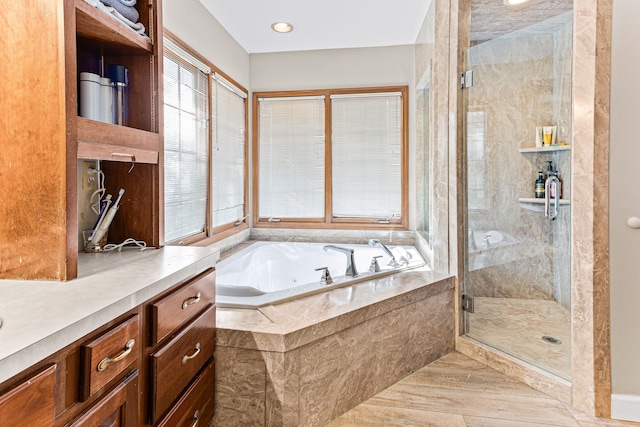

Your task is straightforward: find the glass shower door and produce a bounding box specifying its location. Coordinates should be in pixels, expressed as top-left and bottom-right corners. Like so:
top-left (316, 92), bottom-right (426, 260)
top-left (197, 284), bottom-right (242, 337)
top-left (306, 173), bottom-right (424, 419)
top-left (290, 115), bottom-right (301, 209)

top-left (463, 6), bottom-right (573, 380)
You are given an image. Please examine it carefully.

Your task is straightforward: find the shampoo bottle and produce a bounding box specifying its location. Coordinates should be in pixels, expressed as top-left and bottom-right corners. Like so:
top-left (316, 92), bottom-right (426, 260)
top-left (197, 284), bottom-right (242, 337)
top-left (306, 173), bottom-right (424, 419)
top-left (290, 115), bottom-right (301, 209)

top-left (535, 171), bottom-right (545, 198)
top-left (550, 170), bottom-right (562, 198)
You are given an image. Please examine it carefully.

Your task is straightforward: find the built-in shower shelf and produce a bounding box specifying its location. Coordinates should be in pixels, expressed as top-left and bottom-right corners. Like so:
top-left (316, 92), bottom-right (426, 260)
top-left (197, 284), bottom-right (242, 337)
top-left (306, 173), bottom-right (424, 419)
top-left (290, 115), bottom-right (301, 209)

top-left (518, 198), bottom-right (571, 205)
top-left (518, 145), bottom-right (571, 153)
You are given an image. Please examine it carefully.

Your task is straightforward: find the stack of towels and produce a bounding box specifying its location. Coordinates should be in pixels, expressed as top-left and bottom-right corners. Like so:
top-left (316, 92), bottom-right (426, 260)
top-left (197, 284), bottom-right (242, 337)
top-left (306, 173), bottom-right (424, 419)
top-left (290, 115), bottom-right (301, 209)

top-left (85, 0), bottom-right (149, 39)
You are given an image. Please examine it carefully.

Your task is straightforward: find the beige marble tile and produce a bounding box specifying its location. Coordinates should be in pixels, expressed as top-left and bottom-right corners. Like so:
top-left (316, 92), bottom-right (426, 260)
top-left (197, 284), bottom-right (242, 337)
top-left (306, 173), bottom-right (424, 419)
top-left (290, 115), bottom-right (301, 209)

top-left (297, 290), bottom-right (455, 426)
top-left (265, 350), bottom-right (300, 426)
top-left (213, 346), bottom-right (266, 427)
top-left (216, 271), bottom-right (453, 352)
top-left (466, 297), bottom-right (571, 379)
top-left (570, 0), bottom-right (613, 416)
top-left (214, 275), bottom-right (455, 426)
top-left (456, 335), bottom-right (572, 403)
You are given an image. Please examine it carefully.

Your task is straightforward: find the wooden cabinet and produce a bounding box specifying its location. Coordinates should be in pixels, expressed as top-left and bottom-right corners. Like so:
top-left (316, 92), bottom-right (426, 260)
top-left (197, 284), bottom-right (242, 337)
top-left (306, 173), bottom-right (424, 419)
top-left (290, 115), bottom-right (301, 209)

top-left (0, 365), bottom-right (56, 427)
top-left (80, 314), bottom-right (140, 401)
top-left (147, 269), bottom-right (217, 425)
top-left (150, 269), bottom-right (216, 345)
top-left (150, 305), bottom-right (216, 422)
top-left (0, 267), bottom-right (216, 427)
top-left (156, 361), bottom-right (215, 427)
top-left (67, 370), bottom-right (138, 427)
top-left (0, 0), bottom-right (163, 280)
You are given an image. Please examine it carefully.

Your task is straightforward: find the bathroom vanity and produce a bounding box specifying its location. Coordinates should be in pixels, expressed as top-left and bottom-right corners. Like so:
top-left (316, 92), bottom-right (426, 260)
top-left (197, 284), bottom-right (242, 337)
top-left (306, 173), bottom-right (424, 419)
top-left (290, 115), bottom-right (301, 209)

top-left (0, 246), bottom-right (219, 426)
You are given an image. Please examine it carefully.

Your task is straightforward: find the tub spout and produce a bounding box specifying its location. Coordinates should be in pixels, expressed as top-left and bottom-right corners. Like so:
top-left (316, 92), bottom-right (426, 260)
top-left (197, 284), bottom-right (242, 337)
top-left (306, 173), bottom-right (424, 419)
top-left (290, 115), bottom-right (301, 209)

top-left (323, 245), bottom-right (358, 277)
top-left (368, 239), bottom-right (403, 267)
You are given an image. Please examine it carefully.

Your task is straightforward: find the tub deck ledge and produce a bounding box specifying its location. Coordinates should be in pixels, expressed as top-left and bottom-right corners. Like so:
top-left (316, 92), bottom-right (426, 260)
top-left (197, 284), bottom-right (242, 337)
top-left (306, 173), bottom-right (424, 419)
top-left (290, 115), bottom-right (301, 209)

top-left (216, 268), bottom-right (454, 353)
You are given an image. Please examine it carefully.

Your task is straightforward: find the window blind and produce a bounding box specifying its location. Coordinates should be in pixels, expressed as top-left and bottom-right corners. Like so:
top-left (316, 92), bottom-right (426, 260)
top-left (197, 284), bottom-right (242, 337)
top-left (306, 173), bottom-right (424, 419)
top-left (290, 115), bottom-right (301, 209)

top-left (331, 93), bottom-right (402, 218)
top-left (258, 96), bottom-right (326, 218)
top-left (212, 76), bottom-right (246, 227)
top-left (163, 48), bottom-right (209, 243)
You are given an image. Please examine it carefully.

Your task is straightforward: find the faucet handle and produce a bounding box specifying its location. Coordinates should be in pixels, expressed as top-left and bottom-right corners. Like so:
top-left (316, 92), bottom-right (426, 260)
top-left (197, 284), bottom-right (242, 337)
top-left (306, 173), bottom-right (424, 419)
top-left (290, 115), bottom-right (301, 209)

top-left (369, 256), bottom-right (383, 272)
top-left (314, 267), bottom-right (333, 285)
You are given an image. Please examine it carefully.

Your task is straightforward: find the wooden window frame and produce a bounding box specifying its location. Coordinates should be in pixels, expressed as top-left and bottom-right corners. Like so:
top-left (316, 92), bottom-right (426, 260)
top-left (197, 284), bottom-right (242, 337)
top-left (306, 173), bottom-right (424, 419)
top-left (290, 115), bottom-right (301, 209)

top-left (252, 86), bottom-right (409, 230)
top-left (164, 31), bottom-right (249, 246)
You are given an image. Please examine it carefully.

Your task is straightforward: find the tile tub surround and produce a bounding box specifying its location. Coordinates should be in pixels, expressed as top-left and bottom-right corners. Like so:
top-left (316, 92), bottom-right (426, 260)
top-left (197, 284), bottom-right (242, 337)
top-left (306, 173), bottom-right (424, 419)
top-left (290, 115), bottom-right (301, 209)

top-left (214, 270), bottom-right (455, 427)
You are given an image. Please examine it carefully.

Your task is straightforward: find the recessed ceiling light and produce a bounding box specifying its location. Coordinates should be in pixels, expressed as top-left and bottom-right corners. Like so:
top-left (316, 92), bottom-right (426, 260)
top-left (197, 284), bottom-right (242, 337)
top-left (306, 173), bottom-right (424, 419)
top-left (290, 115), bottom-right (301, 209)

top-left (271, 22), bottom-right (294, 33)
top-left (504, 0), bottom-right (529, 4)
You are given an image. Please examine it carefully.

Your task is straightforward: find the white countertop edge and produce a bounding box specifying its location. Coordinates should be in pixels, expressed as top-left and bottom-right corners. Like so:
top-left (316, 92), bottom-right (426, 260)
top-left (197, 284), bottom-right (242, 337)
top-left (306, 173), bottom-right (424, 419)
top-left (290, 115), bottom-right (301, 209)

top-left (0, 246), bottom-right (219, 384)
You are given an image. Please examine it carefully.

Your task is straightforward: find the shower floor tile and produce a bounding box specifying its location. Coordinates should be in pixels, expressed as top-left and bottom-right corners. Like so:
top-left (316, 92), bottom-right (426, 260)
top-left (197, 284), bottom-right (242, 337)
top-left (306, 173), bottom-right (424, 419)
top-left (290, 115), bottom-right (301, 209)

top-left (466, 297), bottom-right (571, 379)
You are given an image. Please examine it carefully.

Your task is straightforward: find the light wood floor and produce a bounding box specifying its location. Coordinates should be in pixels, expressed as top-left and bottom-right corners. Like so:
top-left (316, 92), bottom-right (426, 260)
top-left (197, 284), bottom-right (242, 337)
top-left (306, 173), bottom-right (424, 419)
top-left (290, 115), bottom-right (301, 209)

top-left (326, 352), bottom-right (640, 427)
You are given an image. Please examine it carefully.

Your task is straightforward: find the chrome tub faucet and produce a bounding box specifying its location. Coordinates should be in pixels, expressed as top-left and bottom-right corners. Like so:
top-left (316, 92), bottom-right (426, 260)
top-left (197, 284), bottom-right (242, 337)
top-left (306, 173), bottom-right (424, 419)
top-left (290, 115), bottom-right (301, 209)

top-left (368, 239), bottom-right (404, 267)
top-left (323, 245), bottom-right (358, 277)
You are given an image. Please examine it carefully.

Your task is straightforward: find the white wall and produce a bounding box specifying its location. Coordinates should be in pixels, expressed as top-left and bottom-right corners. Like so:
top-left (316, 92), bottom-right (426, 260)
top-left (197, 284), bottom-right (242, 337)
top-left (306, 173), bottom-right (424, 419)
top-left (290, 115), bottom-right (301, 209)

top-left (250, 46), bottom-right (417, 230)
top-left (610, 0), bottom-right (640, 421)
top-left (162, 0), bottom-right (250, 88)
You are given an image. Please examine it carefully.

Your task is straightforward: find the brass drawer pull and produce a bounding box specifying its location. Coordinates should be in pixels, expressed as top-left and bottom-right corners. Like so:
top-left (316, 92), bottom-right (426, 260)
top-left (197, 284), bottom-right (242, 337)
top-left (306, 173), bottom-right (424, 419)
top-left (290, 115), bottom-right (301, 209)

top-left (181, 292), bottom-right (202, 310)
top-left (189, 410), bottom-right (200, 427)
top-left (97, 339), bottom-right (135, 372)
top-left (182, 343), bottom-right (201, 365)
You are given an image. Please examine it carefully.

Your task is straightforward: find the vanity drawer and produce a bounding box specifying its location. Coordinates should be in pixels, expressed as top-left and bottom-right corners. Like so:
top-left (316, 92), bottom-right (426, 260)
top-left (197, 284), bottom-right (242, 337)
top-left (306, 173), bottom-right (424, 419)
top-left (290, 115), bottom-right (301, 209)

top-left (0, 365), bottom-right (56, 427)
top-left (150, 304), bottom-right (216, 423)
top-left (80, 314), bottom-right (139, 401)
top-left (156, 360), bottom-right (215, 427)
top-left (150, 268), bottom-right (215, 345)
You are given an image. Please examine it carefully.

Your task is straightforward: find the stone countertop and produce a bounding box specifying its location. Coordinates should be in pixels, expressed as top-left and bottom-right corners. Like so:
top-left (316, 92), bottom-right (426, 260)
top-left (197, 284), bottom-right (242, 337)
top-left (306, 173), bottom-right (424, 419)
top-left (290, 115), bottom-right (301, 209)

top-left (216, 267), bottom-right (454, 353)
top-left (0, 245), bottom-right (220, 384)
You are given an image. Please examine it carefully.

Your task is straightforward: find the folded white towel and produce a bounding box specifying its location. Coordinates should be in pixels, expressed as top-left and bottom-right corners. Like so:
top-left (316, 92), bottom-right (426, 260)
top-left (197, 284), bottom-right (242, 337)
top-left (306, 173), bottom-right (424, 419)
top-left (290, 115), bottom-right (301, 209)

top-left (100, 0), bottom-right (139, 24)
top-left (119, 0), bottom-right (137, 6)
top-left (84, 0), bottom-right (149, 39)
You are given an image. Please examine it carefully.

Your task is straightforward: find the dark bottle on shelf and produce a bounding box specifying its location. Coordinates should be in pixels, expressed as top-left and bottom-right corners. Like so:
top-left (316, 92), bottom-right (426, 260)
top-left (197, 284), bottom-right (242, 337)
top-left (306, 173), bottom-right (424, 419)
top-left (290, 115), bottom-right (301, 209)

top-left (535, 171), bottom-right (545, 198)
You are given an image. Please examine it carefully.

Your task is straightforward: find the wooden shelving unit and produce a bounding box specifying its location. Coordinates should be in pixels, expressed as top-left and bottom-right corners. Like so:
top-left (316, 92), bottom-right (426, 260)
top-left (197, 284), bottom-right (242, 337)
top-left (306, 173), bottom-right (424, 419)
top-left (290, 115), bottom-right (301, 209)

top-left (0, 0), bottom-right (163, 280)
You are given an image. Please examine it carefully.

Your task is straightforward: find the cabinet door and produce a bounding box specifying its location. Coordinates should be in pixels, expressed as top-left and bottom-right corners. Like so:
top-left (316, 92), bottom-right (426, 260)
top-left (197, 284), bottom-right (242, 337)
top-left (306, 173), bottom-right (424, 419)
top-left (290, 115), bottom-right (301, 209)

top-left (68, 370), bottom-right (138, 427)
top-left (0, 365), bottom-right (56, 427)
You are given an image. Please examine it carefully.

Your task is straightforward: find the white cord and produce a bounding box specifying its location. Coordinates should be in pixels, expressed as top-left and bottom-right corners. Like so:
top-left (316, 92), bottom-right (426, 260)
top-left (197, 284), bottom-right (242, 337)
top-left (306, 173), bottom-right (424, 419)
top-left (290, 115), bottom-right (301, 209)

top-left (102, 238), bottom-right (148, 252)
top-left (89, 169), bottom-right (107, 214)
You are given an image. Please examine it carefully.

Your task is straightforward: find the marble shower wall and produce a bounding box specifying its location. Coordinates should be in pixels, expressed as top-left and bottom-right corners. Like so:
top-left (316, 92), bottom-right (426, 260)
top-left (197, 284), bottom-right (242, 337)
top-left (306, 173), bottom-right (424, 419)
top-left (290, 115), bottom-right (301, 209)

top-left (465, 13), bottom-right (573, 307)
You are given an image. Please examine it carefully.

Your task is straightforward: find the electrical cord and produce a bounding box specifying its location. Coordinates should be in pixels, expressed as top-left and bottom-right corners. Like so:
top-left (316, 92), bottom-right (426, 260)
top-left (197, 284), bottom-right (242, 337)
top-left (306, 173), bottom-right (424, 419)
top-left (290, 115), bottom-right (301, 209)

top-left (102, 238), bottom-right (148, 252)
top-left (89, 169), bottom-right (107, 215)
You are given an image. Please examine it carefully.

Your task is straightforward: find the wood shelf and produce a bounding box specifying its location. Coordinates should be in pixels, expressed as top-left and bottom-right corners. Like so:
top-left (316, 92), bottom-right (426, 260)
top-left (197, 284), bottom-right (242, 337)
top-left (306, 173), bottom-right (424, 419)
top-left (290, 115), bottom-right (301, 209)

top-left (77, 117), bottom-right (161, 153)
top-left (518, 145), bottom-right (571, 153)
top-left (76, 0), bottom-right (153, 54)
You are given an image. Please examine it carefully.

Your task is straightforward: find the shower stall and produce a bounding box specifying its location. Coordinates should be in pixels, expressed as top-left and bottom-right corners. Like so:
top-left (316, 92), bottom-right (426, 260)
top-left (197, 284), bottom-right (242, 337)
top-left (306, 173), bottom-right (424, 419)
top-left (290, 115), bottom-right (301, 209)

top-left (462, 1), bottom-right (574, 380)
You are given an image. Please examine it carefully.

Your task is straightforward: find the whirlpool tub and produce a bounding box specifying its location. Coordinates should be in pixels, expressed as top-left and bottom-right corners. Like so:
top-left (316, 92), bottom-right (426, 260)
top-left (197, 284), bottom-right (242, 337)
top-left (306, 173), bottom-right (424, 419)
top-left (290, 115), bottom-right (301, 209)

top-left (215, 241), bottom-right (426, 308)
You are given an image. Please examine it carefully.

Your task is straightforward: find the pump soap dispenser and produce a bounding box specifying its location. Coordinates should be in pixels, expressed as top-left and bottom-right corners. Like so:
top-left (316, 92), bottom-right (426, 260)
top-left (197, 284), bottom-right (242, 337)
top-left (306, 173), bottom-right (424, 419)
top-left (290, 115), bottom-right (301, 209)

top-left (535, 171), bottom-right (545, 198)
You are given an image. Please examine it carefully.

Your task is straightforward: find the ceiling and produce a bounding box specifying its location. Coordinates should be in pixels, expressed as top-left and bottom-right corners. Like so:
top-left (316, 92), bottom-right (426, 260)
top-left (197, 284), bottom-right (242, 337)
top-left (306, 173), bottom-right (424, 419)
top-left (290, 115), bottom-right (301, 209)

top-left (197, 0), bottom-right (433, 54)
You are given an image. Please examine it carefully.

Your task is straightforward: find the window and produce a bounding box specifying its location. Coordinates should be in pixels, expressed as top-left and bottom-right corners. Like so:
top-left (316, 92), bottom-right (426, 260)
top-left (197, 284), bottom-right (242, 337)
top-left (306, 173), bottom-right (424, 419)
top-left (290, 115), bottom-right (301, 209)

top-left (163, 36), bottom-right (248, 244)
top-left (253, 87), bottom-right (408, 229)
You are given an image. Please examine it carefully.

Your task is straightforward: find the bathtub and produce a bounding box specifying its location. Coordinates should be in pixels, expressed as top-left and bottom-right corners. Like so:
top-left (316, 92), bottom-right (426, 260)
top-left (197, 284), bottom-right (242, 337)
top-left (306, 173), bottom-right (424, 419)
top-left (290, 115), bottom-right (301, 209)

top-left (215, 241), bottom-right (426, 308)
